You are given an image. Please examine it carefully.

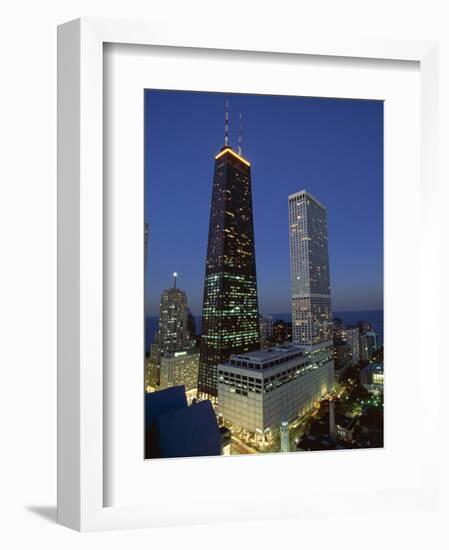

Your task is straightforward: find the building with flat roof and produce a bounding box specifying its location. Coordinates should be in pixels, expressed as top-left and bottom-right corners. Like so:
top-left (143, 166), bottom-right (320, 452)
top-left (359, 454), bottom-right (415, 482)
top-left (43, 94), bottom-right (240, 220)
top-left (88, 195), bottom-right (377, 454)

top-left (288, 190), bottom-right (332, 347)
top-left (360, 363), bottom-right (384, 393)
top-left (159, 350), bottom-right (199, 394)
top-left (217, 343), bottom-right (333, 444)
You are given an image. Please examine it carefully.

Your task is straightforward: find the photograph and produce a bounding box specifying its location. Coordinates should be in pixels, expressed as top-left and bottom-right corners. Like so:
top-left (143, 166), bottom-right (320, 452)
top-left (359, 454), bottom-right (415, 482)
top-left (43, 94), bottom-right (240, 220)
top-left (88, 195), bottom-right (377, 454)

top-left (144, 90), bottom-right (384, 459)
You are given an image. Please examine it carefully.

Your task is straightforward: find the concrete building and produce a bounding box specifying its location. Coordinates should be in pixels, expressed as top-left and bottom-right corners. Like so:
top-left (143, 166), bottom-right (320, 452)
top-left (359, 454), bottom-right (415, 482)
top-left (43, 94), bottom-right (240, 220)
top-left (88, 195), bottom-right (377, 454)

top-left (359, 330), bottom-right (379, 361)
top-left (360, 363), bottom-right (384, 393)
top-left (288, 189), bottom-right (334, 395)
top-left (288, 190), bottom-right (332, 347)
top-left (259, 314), bottom-right (274, 347)
top-left (147, 274), bottom-right (197, 394)
top-left (334, 342), bottom-right (352, 371)
top-left (217, 343), bottom-right (334, 443)
top-left (159, 350), bottom-right (200, 393)
top-left (198, 119), bottom-right (260, 400)
top-left (157, 273), bottom-right (194, 353)
top-left (271, 319), bottom-right (292, 344)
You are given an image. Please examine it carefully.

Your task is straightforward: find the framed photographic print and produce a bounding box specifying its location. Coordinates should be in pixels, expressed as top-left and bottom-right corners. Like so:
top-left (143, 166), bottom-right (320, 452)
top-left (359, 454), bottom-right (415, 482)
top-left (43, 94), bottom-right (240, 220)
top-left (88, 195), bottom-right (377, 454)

top-left (143, 89), bottom-right (384, 460)
top-left (58, 18), bottom-right (441, 531)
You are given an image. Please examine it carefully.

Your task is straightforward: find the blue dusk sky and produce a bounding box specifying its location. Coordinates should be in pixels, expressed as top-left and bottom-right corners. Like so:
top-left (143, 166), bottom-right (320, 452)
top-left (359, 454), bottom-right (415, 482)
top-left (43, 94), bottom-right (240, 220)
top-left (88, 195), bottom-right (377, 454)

top-left (144, 90), bottom-right (383, 317)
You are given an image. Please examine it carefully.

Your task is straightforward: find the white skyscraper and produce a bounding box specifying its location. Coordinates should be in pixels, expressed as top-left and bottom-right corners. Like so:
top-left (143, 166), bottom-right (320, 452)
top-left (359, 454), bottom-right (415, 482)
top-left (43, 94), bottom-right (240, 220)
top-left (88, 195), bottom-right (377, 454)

top-left (288, 189), bottom-right (334, 393)
top-left (288, 190), bottom-right (332, 346)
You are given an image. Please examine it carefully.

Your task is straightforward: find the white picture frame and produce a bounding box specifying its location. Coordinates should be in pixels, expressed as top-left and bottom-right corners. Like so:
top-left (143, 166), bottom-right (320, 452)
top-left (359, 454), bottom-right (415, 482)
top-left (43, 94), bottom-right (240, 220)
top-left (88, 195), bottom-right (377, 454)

top-left (57, 17), bottom-right (440, 531)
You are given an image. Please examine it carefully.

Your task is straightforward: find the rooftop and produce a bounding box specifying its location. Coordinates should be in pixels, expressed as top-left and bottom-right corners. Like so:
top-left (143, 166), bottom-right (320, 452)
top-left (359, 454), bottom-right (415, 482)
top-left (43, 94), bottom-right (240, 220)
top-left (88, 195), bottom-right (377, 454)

top-left (288, 189), bottom-right (326, 210)
top-left (362, 362), bottom-right (383, 374)
top-left (232, 344), bottom-right (303, 363)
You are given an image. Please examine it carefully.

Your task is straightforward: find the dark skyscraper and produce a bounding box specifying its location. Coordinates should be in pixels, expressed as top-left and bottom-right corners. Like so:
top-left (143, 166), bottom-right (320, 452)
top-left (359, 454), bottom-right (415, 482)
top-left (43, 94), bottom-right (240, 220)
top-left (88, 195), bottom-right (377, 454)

top-left (198, 107), bottom-right (260, 399)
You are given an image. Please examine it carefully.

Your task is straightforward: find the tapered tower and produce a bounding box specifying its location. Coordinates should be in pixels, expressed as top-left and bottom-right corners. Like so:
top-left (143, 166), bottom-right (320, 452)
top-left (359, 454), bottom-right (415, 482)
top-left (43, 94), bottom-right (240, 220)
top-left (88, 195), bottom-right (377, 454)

top-left (198, 105), bottom-right (260, 399)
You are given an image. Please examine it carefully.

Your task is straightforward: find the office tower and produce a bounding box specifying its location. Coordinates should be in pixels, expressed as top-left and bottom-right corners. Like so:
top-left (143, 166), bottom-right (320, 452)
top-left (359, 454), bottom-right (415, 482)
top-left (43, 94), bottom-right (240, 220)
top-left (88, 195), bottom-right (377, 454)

top-left (359, 333), bottom-right (369, 361)
top-left (272, 319), bottom-right (292, 344)
top-left (217, 344), bottom-right (333, 445)
top-left (341, 325), bottom-right (360, 364)
top-left (259, 314), bottom-right (274, 348)
top-left (288, 190), bottom-right (332, 346)
top-left (198, 105), bottom-right (260, 400)
top-left (157, 273), bottom-right (193, 353)
top-left (288, 190), bottom-right (334, 397)
top-left (147, 274), bottom-right (196, 391)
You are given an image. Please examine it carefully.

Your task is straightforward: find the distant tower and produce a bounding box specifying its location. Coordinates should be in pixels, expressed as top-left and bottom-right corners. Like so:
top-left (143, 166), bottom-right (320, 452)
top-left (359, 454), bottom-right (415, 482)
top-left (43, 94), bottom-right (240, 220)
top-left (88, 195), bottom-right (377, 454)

top-left (198, 103), bottom-right (260, 400)
top-left (148, 274), bottom-right (196, 390)
top-left (280, 419), bottom-right (290, 452)
top-left (157, 273), bottom-right (192, 353)
top-left (288, 190), bottom-right (334, 396)
top-left (288, 190), bottom-right (332, 346)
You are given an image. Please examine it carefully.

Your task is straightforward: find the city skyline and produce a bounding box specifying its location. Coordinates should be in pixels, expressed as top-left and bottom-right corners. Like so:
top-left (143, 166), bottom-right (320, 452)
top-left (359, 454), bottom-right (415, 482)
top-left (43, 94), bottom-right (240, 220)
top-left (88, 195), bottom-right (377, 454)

top-left (144, 92), bottom-right (384, 457)
top-left (144, 90), bottom-right (383, 316)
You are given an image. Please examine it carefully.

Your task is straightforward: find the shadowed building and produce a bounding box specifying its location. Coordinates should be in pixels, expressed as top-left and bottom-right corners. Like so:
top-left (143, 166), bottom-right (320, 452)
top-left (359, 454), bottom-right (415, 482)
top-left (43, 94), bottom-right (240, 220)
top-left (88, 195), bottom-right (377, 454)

top-left (198, 105), bottom-right (260, 400)
top-left (145, 386), bottom-right (221, 459)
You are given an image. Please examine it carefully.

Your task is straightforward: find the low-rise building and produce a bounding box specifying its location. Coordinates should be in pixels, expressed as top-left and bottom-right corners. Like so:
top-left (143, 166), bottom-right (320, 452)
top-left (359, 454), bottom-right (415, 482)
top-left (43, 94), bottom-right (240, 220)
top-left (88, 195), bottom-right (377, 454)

top-left (217, 343), bottom-right (334, 444)
top-left (159, 350), bottom-right (199, 394)
top-left (360, 363), bottom-right (384, 393)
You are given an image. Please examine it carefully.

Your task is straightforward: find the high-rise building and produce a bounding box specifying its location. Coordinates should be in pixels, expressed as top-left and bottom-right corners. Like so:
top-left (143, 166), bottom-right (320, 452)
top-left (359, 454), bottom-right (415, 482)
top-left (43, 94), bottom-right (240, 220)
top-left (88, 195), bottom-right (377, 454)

top-left (341, 325), bottom-right (360, 364)
top-left (147, 274), bottom-right (196, 392)
top-left (288, 190), bottom-right (332, 346)
top-left (288, 190), bottom-right (334, 396)
top-left (271, 319), bottom-right (292, 344)
top-left (217, 344), bottom-right (334, 445)
top-left (157, 273), bottom-right (193, 353)
top-left (198, 107), bottom-right (260, 400)
top-left (259, 314), bottom-right (274, 348)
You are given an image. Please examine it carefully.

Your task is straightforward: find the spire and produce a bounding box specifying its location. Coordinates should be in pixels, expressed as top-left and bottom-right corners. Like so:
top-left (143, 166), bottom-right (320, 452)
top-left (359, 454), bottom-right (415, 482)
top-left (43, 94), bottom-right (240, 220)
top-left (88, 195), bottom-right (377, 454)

top-left (224, 99), bottom-right (229, 147)
top-left (173, 272), bottom-right (177, 289)
top-left (238, 108), bottom-right (242, 155)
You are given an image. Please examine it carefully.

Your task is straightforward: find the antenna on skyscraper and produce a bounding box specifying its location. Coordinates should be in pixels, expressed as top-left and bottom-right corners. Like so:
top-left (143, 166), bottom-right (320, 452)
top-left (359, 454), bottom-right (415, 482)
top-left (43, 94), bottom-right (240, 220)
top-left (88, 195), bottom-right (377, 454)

top-left (238, 108), bottom-right (242, 155)
top-left (173, 272), bottom-right (177, 289)
top-left (224, 99), bottom-right (229, 147)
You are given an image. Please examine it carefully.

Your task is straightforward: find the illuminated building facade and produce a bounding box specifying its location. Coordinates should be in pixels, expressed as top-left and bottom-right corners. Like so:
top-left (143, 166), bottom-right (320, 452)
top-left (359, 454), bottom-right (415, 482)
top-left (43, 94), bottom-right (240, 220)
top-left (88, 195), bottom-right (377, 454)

top-left (198, 140), bottom-right (260, 399)
top-left (157, 273), bottom-right (193, 353)
top-left (341, 325), bottom-right (360, 364)
top-left (217, 344), bottom-right (333, 443)
top-left (147, 274), bottom-right (196, 391)
top-left (288, 190), bottom-right (332, 346)
top-left (288, 189), bottom-right (334, 397)
top-left (159, 350), bottom-right (199, 393)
